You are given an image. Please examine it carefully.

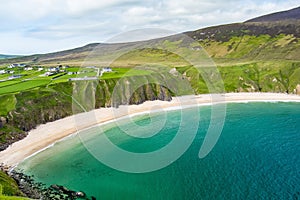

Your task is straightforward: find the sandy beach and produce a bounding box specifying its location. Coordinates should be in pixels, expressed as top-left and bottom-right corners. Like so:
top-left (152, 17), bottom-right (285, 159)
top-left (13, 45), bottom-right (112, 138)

top-left (0, 92), bottom-right (299, 168)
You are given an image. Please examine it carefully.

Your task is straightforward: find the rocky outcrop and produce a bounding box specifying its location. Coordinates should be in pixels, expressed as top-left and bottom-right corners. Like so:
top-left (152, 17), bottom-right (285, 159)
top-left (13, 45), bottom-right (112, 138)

top-left (7, 90), bottom-right (73, 132)
top-left (0, 117), bottom-right (6, 128)
top-left (296, 84), bottom-right (300, 95)
top-left (0, 130), bottom-right (27, 151)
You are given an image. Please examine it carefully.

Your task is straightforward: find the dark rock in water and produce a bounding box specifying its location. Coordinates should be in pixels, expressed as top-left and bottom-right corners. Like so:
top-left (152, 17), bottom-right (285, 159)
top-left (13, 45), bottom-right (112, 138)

top-left (76, 191), bottom-right (86, 197)
top-left (51, 184), bottom-right (60, 190)
top-left (59, 185), bottom-right (70, 192)
top-left (91, 196), bottom-right (97, 200)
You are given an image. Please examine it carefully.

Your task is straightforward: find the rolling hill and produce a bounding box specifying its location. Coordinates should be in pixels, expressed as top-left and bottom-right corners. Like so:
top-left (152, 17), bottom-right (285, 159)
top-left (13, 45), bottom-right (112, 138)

top-left (0, 54), bottom-right (21, 60)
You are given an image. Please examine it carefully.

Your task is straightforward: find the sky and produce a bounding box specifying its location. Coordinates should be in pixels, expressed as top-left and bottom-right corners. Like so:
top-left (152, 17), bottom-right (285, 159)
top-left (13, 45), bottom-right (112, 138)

top-left (0, 0), bottom-right (299, 55)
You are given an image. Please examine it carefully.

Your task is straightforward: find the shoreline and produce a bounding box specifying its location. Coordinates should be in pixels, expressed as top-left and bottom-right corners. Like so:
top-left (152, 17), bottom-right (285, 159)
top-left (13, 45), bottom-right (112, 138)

top-left (0, 92), bottom-right (300, 168)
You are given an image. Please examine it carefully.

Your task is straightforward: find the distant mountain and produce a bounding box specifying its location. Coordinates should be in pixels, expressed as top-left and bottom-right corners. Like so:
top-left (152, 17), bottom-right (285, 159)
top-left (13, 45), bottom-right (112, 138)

top-left (1, 7), bottom-right (300, 66)
top-left (246, 7), bottom-right (300, 22)
top-left (185, 6), bottom-right (300, 42)
top-left (0, 54), bottom-right (21, 60)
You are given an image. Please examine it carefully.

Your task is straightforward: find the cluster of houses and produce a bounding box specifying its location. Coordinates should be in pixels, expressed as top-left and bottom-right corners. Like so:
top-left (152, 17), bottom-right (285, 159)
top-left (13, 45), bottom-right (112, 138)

top-left (0, 63), bottom-right (113, 81)
top-left (0, 63), bottom-right (41, 74)
top-left (8, 63), bottom-right (27, 68)
top-left (40, 65), bottom-right (69, 77)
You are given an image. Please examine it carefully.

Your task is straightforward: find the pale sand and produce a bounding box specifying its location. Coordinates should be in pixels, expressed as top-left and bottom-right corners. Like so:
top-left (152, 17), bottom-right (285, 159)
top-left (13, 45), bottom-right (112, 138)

top-left (0, 93), bottom-right (299, 168)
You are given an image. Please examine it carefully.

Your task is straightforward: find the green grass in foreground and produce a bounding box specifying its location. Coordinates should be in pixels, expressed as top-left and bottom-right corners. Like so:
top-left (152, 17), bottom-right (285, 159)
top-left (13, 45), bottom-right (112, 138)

top-left (0, 171), bottom-right (29, 199)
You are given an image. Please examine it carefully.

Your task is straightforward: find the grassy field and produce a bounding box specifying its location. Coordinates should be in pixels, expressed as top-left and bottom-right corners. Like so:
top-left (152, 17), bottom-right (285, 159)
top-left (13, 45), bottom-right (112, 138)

top-left (0, 80), bottom-right (51, 95)
top-left (0, 66), bottom-right (157, 96)
top-left (0, 81), bottom-right (20, 88)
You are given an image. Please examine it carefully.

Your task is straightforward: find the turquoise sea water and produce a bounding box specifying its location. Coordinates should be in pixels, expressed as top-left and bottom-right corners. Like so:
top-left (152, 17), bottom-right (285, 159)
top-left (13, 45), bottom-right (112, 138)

top-left (19, 102), bottom-right (300, 199)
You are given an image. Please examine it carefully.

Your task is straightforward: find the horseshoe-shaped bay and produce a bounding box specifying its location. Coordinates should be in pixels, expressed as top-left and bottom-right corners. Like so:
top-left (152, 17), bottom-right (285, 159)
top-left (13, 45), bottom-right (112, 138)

top-left (18, 102), bottom-right (300, 199)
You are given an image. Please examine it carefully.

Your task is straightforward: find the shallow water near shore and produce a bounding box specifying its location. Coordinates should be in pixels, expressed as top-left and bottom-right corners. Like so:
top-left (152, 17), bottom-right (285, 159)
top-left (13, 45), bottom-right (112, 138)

top-left (18, 102), bottom-right (300, 199)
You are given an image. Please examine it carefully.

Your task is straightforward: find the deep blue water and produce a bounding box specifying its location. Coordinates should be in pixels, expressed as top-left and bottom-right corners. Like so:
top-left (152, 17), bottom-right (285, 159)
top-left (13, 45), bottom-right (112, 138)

top-left (19, 102), bottom-right (300, 199)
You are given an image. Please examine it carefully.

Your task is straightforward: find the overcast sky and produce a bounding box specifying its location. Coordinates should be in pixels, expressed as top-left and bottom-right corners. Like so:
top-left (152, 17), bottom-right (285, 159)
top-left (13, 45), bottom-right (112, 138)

top-left (0, 0), bottom-right (299, 55)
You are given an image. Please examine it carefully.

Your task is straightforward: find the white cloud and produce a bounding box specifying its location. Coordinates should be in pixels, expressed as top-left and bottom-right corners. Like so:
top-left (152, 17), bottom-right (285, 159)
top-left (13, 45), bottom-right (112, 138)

top-left (0, 0), bottom-right (299, 54)
top-left (0, 0), bottom-right (139, 21)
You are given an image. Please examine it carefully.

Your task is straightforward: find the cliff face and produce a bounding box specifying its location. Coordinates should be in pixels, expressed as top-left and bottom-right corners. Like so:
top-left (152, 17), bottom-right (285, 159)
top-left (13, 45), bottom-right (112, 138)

top-left (8, 91), bottom-right (73, 131)
top-left (1, 76), bottom-right (173, 150)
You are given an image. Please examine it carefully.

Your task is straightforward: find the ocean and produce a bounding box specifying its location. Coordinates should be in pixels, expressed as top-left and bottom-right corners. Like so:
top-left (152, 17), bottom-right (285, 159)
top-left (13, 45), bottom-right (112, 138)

top-left (18, 102), bottom-right (300, 199)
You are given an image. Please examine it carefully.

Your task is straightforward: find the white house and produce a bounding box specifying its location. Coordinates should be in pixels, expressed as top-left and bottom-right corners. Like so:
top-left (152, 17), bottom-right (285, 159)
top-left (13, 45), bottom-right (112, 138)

top-left (102, 67), bottom-right (112, 72)
top-left (0, 70), bottom-right (6, 74)
top-left (38, 67), bottom-right (44, 71)
top-left (46, 72), bottom-right (54, 76)
top-left (8, 64), bottom-right (18, 68)
top-left (62, 66), bottom-right (69, 69)
top-left (99, 67), bottom-right (112, 77)
top-left (69, 77), bottom-right (98, 81)
top-left (24, 67), bottom-right (33, 71)
top-left (39, 72), bottom-right (54, 77)
top-left (8, 75), bottom-right (21, 80)
top-left (47, 67), bottom-right (59, 72)
top-left (86, 66), bottom-right (97, 69)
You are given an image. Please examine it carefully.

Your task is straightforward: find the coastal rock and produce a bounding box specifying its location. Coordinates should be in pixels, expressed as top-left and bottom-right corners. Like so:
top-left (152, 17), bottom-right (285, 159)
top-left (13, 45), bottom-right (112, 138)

top-left (0, 117), bottom-right (7, 128)
top-left (76, 191), bottom-right (86, 197)
top-left (169, 68), bottom-right (179, 76)
top-left (8, 170), bottom-right (92, 200)
top-left (0, 130), bottom-right (27, 151)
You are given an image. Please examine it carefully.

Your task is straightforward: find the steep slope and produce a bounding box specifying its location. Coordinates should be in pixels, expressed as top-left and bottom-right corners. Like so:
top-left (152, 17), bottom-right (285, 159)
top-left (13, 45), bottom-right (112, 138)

top-left (184, 6), bottom-right (300, 62)
top-left (185, 22), bottom-right (300, 61)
